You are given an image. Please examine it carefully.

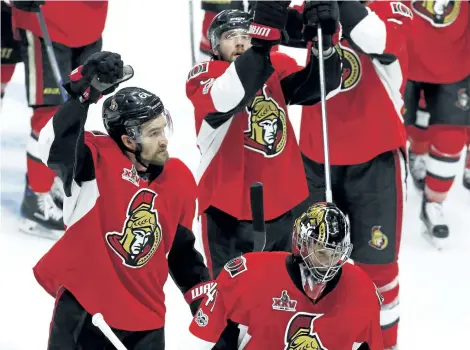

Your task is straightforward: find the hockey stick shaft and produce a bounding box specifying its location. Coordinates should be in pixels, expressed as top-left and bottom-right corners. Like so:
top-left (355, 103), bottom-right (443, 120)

top-left (250, 182), bottom-right (266, 252)
top-left (188, 0), bottom-right (196, 65)
top-left (92, 313), bottom-right (129, 350)
top-left (317, 26), bottom-right (333, 203)
top-left (36, 9), bottom-right (68, 102)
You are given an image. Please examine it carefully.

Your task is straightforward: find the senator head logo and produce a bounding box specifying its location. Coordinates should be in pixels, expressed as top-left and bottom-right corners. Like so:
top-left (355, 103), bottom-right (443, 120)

top-left (335, 43), bottom-right (361, 92)
top-left (106, 189), bottom-right (162, 268)
top-left (244, 85), bottom-right (287, 157)
top-left (284, 313), bottom-right (327, 350)
top-left (411, 0), bottom-right (461, 27)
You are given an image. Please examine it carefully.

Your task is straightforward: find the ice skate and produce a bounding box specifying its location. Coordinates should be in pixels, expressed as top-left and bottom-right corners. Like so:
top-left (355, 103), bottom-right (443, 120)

top-left (19, 185), bottom-right (65, 240)
top-left (420, 197), bottom-right (449, 250)
top-left (409, 151), bottom-right (426, 191)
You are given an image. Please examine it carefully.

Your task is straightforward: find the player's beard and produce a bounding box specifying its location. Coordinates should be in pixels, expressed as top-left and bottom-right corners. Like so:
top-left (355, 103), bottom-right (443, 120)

top-left (148, 149), bottom-right (169, 165)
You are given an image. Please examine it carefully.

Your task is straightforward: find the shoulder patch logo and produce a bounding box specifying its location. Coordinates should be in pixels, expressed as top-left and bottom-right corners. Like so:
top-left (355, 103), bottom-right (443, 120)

top-left (224, 255), bottom-right (248, 278)
top-left (187, 62), bottom-right (209, 81)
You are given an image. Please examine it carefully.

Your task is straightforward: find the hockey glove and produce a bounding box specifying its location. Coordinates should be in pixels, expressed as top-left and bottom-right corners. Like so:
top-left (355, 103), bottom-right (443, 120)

top-left (249, 1), bottom-right (291, 50)
top-left (281, 7), bottom-right (306, 48)
top-left (303, 1), bottom-right (339, 41)
top-left (11, 1), bottom-right (44, 12)
top-left (64, 52), bottom-right (124, 104)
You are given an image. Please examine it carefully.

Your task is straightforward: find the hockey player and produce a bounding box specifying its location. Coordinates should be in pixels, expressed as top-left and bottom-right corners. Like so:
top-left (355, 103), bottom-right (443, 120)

top-left (10, 0), bottom-right (108, 237)
top-left (1, 1), bottom-right (22, 103)
top-left (33, 51), bottom-right (212, 349)
top-left (404, 0), bottom-right (470, 240)
top-left (198, 1), bottom-right (245, 62)
top-left (282, 1), bottom-right (413, 349)
top-left (187, 1), bottom-right (342, 279)
top-left (183, 202), bottom-right (383, 350)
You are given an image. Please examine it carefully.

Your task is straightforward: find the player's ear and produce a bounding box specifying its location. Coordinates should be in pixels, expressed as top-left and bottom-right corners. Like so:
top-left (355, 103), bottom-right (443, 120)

top-left (121, 134), bottom-right (137, 151)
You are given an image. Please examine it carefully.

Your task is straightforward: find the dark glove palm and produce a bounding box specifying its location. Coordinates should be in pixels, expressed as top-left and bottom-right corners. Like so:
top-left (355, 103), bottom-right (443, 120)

top-left (65, 52), bottom-right (124, 103)
top-left (303, 0), bottom-right (339, 41)
top-left (11, 1), bottom-right (44, 12)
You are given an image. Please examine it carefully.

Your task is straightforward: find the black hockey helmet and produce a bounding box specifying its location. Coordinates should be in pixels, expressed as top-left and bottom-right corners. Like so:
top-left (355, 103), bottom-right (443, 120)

top-left (208, 9), bottom-right (252, 53)
top-left (292, 202), bottom-right (352, 284)
top-left (102, 87), bottom-right (173, 159)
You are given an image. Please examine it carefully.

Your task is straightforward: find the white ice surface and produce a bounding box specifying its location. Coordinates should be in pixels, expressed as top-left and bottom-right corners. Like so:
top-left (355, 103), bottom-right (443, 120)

top-left (1, 1), bottom-right (469, 349)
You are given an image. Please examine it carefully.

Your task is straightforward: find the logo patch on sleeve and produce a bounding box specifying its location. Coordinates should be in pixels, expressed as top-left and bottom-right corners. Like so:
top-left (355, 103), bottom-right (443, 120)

top-left (187, 62), bottom-right (209, 81)
top-left (224, 256), bottom-right (248, 278)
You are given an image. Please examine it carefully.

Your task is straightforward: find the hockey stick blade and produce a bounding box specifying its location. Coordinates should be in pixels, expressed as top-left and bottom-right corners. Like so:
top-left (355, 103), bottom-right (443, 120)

top-left (90, 65), bottom-right (134, 93)
top-left (250, 182), bottom-right (266, 252)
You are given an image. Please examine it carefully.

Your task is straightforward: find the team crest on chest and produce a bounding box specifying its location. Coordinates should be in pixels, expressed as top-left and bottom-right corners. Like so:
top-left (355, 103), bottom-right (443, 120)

top-left (106, 189), bottom-right (162, 268)
top-left (411, 0), bottom-right (461, 27)
top-left (284, 313), bottom-right (327, 350)
top-left (122, 165), bottom-right (140, 187)
top-left (335, 42), bottom-right (362, 92)
top-left (272, 290), bottom-right (297, 312)
top-left (244, 85), bottom-right (287, 157)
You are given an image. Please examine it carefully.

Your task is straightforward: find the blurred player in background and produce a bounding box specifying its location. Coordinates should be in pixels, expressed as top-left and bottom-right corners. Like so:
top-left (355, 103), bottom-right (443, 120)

top-left (404, 0), bottom-right (470, 243)
top-left (1, 1), bottom-right (22, 104)
top-left (10, 0), bottom-right (108, 238)
top-left (34, 51), bottom-right (211, 349)
top-left (184, 202), bottom-right (384, 350)
top-left (282, 1), bottom-right (413, 348)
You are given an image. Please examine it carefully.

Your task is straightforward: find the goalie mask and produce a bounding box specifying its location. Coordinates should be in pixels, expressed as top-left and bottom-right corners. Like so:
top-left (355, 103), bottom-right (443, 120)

top-left (292, 202), bottom-right (353, 301)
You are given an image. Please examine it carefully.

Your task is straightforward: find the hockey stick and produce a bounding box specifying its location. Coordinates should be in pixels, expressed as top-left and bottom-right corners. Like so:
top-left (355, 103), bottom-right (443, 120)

top-left (250, 182), bottom-right (266, 252)
top-left (92, 313), bottom-right (129, 350)
top-left (188, 0), bottom-right (196, 65)
top-left (36, 9), bottom-right (68, 102)
top-left (316, 25), bottom-right (333, 203)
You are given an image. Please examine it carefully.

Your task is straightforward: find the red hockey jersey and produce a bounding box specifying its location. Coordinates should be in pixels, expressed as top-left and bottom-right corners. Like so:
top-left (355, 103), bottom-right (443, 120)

top-left (186, 52), bottom-right (309, 221)
top-left (406, 0), bottom-right (470, 83)
top-left (300, 1), bottom-right (413, 165)
top-left (187, 252), bottom-right (383, 350)
top-left (34, 129), bottom-right (205, 331)
top-left (12, 1), bottom-right (108, 47)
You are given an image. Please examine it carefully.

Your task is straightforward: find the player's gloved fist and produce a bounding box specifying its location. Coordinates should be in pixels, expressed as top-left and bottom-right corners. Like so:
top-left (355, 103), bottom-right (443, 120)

top-left (303, 0), bottom-right (339, 41)
top-left (281, 8), bottom-right (305, 48)
top-left (248, 1), bottom-right (291, 49)
top-left (64, 51), bottom-right (124, 104)
top-left (11, 1), bottom-right (45, 12)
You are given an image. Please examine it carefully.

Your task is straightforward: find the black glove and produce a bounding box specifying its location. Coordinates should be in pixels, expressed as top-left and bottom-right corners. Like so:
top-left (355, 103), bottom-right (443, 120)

top-left (303, 0), bottom-right (339, 42)
top-left (11, 1), bottom-right (45, 12)
top-left (248, 1), bottom-right (291, 49)
top-left (281, 8), bottom-right (306, 48)
top-left (64, 51), bottom-right (124, 103)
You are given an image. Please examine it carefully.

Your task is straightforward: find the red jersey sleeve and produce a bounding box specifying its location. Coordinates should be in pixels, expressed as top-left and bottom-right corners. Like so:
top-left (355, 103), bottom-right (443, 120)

top-left (347, 1), bottom-right (413, 58)
top-left (188, 275), bottom-right (230, 346)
